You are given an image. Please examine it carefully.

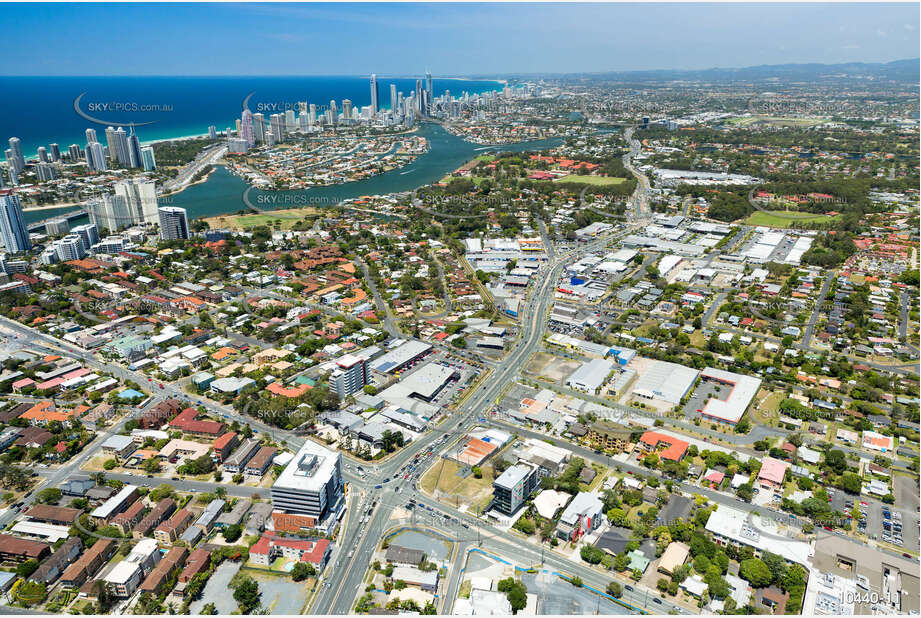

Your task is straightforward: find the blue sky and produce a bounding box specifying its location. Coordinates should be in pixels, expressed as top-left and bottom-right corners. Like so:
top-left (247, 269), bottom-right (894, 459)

top-left (2, 3), bottom-right (917, 76)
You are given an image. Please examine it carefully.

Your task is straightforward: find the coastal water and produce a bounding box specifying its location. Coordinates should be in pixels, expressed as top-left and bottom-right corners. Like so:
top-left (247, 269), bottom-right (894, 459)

top-left (23, 123), bottom-right (563, 226)
top-left (0, 75), bottom-right (503, 158)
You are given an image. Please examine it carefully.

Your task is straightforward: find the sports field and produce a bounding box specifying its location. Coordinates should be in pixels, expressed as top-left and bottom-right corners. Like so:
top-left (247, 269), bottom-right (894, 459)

top-left (743, 210), bottom-right (839, 228)
top-left (554, 174), bottom-right (627, 185)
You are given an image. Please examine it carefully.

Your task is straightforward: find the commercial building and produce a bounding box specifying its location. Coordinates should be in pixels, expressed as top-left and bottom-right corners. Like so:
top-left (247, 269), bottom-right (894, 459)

top-left (378, 362), bottom-right (458, 403)
top-left (369, 340), bottom-right (432, 374)
top-left (566, 359), bottom-right (614, 392)
top-left (632, 360), bottom-right (700, 405)
top-left (810, 532), bottom-right (919, 614)
top-left (698, 367), bottom-right (762, 426)
top-left (270, 440), bottom-right (343, 533)
top-left (492, 463), bottom-right (538, 516)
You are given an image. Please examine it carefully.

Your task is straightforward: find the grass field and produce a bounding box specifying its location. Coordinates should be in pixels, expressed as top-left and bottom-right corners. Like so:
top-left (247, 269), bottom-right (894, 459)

top-left (743, 210), bottom-right (840, 228)
top-left (201, 207), bottom-right (321, 231)
top-left (727, 115), bottom-right (828, 128)
top-left (554, 174), bottom-right (627, 186)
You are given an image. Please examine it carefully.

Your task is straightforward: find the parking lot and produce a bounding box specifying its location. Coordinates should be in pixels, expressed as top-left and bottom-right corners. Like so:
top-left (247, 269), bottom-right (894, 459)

top-left (841, 492), bottom-right (919, 554)
top-left (681, 379), bottom-right (723, 420)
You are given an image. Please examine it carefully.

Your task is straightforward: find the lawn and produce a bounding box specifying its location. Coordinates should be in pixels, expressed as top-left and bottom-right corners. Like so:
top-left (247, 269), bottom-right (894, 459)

top-left (743, 210), bottom-right (840, 228)
top-left (201, 207), bottom-right (321, 231)
top-left (554, 175), bottom-right (627, 186)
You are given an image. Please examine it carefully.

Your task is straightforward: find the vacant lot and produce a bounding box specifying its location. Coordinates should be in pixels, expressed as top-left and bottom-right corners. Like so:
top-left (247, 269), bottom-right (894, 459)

top-left (420, 458), bottom-right (496, 513)
top-left (526, 351), bottom-right (580, 382)
top-left (202, 207), bottom-right (320, 231)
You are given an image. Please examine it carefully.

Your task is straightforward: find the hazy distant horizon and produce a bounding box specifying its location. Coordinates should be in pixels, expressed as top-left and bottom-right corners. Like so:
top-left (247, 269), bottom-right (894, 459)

top-left (1, 3), bottom-right (917, 76)
top-left (2, 56), bottom-right (918, 80)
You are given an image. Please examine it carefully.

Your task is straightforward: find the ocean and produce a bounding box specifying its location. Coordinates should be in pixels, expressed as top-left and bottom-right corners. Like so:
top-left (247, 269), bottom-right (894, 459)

top-left (0, 75), bottom-right (503, 158)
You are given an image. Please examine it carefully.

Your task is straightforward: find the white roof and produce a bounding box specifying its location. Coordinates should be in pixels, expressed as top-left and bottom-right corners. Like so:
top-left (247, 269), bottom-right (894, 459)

top-left (10, 521), bottom-right (70, 542)
top-left (533, 490), bottom-right (571, 519)
top-left (705, 504), bottom-right (811, 566)
top-left (273, 439), bottom-right (340, 493)
top-left (632, 360), bottom-right (700, 404)
top-left (699, 367), bottom-right (762, 423)
top-left (90, 484), bottom-right (137, 519)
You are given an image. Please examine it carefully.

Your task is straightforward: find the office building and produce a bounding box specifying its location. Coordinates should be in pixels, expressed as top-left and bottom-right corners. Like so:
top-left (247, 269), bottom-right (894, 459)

top-left (241, 109), bottom-right (255, 147)
top-left (0, 190), bottom-right (30, 253)
top-left (285, 109), bottom-right (295, 134)
top-left (330, 354), bottom-right (368, 399)
top-left (342, 99), bottom-right (352, 123)
top-left (492, 463), bottom-right (538, 515)
top-left (208, 125), bottom-right (217, 139)
top-left (328, 100), bottom-right (338, 125)
top-left (140, 146), bottom-right (156, 171)
top-left (67, 144), bottom-right (81, 162)
top-left (390, 83), bottom-right (398, 117)
top-left (158, 207), bottom-right (189, 241)
top-left (49, 143), bottom-right (61, 161)
top-left (369, 73), bottom-right (378, 115)
top-left (270, 440), bottom-right (343, 532)
top-left (308, 103), bottom-right (317, 126)
top-left (84, 128), bottom-right (97, 144)
top-left (37, 146), bottom-right (48, 163)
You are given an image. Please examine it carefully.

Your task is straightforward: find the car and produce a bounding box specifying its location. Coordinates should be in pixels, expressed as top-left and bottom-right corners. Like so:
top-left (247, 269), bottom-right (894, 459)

top-left (159, 383), bottom-right (164, 389)
top-left (653, 598), bottom-right (662, 605)
top-left (625, 585), bottom-right (634, 592)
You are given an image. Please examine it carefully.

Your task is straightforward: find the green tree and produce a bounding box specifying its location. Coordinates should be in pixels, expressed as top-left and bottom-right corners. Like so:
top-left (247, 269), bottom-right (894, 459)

top-left (740, 558), bottom-right (773, 588)
top-left (231, 575), bottom-right (261, 613)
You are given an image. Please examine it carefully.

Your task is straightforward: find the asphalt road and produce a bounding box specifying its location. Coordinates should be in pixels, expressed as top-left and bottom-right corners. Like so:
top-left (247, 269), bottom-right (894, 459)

top-left (798, 272), bottom-right (834, 350)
